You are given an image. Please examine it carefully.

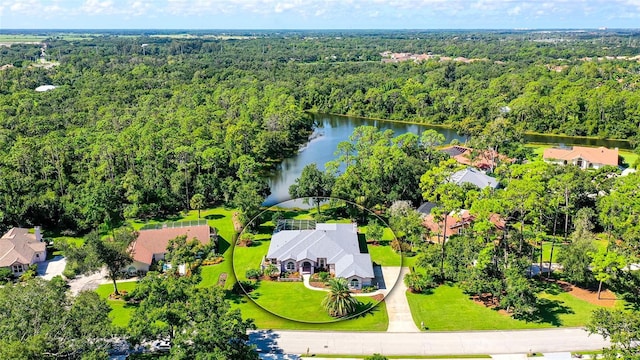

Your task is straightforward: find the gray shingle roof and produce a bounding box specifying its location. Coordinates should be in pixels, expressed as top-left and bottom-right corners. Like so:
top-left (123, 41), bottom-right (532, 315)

top-left (450, 167), bottom-right (499, 189)
top-left (267, 223), bottom-right (374, 279)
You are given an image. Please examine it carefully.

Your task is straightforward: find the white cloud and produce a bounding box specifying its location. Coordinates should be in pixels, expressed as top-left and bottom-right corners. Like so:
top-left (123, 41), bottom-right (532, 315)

top-left (81, 0), bottom-right (116, 15)
top-left (3, 0), bottom-right (640, 27)
top-left (508, 6), bottom-right (522, 16)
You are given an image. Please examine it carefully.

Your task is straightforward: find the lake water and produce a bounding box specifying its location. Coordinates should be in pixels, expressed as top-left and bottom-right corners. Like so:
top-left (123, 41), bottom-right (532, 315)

top-left (263, 113), bottom-right (632, 206)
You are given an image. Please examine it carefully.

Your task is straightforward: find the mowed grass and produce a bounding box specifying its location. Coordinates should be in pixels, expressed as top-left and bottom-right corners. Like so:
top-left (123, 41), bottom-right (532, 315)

top-left (230, 282), bottom-right (388, 331)
top-left (243, 281), bottom-right (382, 323)
top-left (408, 284), bottom-right (609, 331)
top-left (407, 286), bottom-right (544, 331)
top-left (95, 282), bottom-right (138, 328)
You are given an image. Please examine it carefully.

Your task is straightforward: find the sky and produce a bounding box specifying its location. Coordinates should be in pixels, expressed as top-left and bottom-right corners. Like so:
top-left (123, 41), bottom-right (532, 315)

top-left (1, 0), bottom-right (640, 30)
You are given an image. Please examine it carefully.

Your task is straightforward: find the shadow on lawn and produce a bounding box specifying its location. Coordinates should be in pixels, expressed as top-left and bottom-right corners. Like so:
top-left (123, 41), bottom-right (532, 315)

top-left (217, 236), bottom-right (231, 254)
top-left (204, 214), bottom-right (225, 220)
top-left (532, 298), bottom-right (573, 327)
top-left (346, 300), bottom-right (382, 320)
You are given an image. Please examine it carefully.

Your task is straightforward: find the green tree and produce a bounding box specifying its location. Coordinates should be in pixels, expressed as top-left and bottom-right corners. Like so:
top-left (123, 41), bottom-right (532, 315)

top-left (189, 193), bottom-right (206, 219)
top-left (500, 264), bottom-right (538, 319)
top-left (587, 308), bottom-right (640, 360)
top-left (321, 278), bottom-right (360, 318)
top-left (85, 228), bottom-right (137, 296)
top-left (590, 247), bottom-right (626, 299)
top-left (289, 163), bottom-right (334, 214)
top-left (366, 220), bottom-right (385, 244)
top-left (0, 279), bottom-right (113, 359)
top-left (557, 208), bottom-right (597, 286)
top-left (165, 235), bottom-right (206, 276)
top-left (129, 274), bottom-right (257, 359)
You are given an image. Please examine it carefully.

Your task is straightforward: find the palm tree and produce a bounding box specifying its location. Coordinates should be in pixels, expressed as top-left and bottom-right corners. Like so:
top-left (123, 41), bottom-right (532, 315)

top-left (321, 278), bottom-right (359, 317)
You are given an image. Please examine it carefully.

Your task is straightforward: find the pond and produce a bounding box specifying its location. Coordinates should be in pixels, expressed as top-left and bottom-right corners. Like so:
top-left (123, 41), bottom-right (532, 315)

top-left (263, 113), bottom-right (632, 206)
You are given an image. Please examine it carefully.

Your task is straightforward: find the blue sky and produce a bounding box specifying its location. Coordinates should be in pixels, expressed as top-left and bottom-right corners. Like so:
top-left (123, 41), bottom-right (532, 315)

top-left (1, 0), bottom-right (640, 29)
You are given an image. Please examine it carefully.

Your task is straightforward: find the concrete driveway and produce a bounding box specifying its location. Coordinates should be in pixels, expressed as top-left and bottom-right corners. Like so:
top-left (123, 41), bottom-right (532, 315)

top-left (383, 267), bottom-right (419, 332)
top-left (37, 256), bottom-right (67, 280)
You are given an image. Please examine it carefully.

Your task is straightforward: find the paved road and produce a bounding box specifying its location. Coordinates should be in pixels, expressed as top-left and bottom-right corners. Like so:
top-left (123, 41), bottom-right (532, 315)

top-left (384, 267), bottom-right (419, 332)
top-left (249, 329), bottom-right (609, 356)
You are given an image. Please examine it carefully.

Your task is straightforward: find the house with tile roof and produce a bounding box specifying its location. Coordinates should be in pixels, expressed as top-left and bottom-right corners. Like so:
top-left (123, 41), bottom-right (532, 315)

top-left (543, 146), bottom-right (619, 169)
top-left (0, 227), bottom-right (46, 276)
top-left (450, 167), bottom-right (499, 189)
top-left (129, 223), bottom-right (215, 273)
top-left (265, 222), bottom-right (374, 289)
top-left (441, 145), bottom-right (513, 171)
top-left (423, 210), bottom-right (505, 243)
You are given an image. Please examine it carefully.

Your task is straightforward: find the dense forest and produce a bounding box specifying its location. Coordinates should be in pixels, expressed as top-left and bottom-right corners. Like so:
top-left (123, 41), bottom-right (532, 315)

top-left (1, 30), bottom-right (640, 232)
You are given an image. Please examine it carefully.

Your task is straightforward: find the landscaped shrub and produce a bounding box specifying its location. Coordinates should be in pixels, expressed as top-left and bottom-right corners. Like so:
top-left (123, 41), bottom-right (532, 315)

top-left (365, 354), bottom-right (388, 360)
top-left (201, 256), bottom-right (224, 266)
top-left (0, 268), bottom-right (13, 283)
top-left (317, 271), bottom-right (330, 283)
top-left (361, 285), bottom-right (377, 293)
top-left (391, 238), bottom-right (412, 253)
top-left (245, 268), bottom-right (262, 280)
top-left (264, 264), bottom-right (279, 278)
top-left (404, 272), bottom-right (436, 293)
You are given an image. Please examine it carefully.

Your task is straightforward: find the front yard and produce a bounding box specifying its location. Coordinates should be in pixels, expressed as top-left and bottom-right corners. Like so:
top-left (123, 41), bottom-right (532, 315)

top-left (407, 283), bottom-right (617, 331)
top-left (232, 281), bottom-right (388, 330)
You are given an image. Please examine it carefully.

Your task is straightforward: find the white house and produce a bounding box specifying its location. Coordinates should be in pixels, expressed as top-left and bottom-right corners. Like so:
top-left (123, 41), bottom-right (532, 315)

top-left (265, 222), bottom-right (374, 289)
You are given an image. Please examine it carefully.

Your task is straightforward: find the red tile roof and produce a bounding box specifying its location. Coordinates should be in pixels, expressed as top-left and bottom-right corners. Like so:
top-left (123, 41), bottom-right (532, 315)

top-left (131, 225), bottom-right (212, 265)
top-left (543, 146), bottom-right (618, 167)
top-left (441, 146), bottom-right (512, 171)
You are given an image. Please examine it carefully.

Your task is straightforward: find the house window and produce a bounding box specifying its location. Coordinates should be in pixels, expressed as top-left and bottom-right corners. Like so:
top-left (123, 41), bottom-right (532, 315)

top-left (286, 261), bottom-right (295, 271)
top-left (12, 265), bottom-right (23, 273)
top-left (36, 254), bottom-right (40, 258)
top-left (350, 279), bottom-right (359, 288)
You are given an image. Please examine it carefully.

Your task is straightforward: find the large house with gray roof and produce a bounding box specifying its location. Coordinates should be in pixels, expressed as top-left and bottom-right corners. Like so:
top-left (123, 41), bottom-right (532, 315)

top-left (265, 222), bottom-right (374, 289)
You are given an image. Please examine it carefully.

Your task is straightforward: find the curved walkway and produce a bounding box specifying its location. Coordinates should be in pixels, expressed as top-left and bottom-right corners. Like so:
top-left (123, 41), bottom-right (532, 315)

top-left (301, 274), bottom-right (385, 297)
top-left (249, 328), bottom-right (609, 356)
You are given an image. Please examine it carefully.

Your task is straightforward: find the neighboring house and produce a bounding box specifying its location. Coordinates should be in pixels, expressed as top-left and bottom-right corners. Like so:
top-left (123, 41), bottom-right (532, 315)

top-left (450, 167), bottom-right (499, 189)
top-left (441, 145), bottom-right (512, 171)
top-left (423, 210), bottom-right (505, 243)
top-left (423, 210), bottom-right (475, 243)
top-left (265, 222), bottom-right (374, 289)
top-left (543, 146), bottom-right (619, 169)
top-left (0, 227), bottom-right (46, 276)
top-left (417, 202), bottom-right (437, 217)
top-left (129, 224), bottom-right (216, 273)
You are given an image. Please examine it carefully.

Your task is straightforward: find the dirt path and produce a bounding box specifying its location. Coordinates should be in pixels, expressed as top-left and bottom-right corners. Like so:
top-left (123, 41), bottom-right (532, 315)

top-left (555, 280), bottom-right (617, 307)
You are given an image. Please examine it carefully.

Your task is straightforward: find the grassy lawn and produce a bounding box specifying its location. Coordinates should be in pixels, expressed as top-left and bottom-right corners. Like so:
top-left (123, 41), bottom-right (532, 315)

top-left (408, 286), bottom-right (545, 331)
top-left (233, 237), bottom-right (271, 281)
top-left (540, 241), bottom-right (566, 263)
top-left (619, 150), bottom-right (638, 168)
top-left (95, 282), bottom-right (138, 328)
top-left (537, 291), bottom-right (602, 327)
top-left (241, 281), bottom-right (383, 323)
top-left (230, 284), bottom-right (388, 331)
top-left (407, 284), bottom-right (608, 331)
